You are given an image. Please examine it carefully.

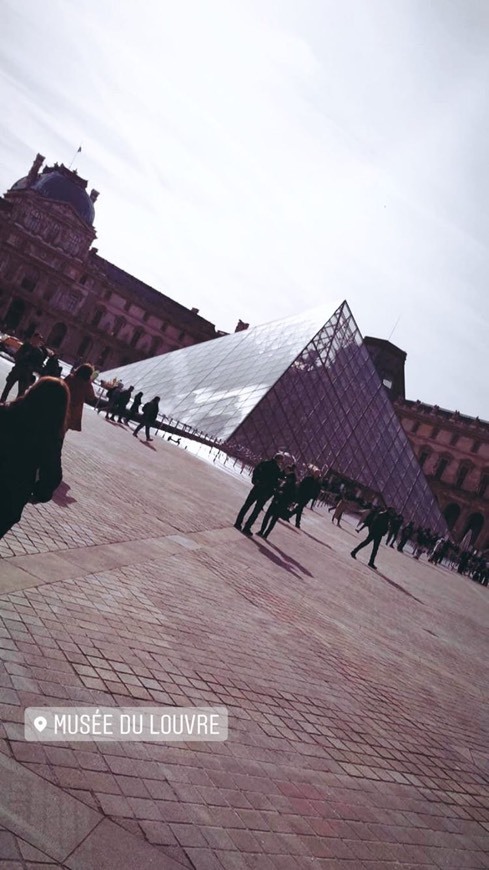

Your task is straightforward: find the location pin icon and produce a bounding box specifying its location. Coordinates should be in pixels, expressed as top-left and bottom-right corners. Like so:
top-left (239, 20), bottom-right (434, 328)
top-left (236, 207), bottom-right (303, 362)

top-left (34, 716), bottom-right (47, 733)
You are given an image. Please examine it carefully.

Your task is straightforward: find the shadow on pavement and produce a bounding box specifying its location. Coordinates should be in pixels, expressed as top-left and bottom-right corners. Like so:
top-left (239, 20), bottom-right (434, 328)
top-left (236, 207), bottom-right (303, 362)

top-left (373, 569), bottom-right (424, 604)
top-left (251, 538), bottom-right (302, 579)
top-left (300, 530), bottom-right (333, 550)
top-left (140, 441), bottom-right (157, 451)
top-left (266, 541), bottom-right (313, 577)
top-left (52, 482), bottom-right (77, 507)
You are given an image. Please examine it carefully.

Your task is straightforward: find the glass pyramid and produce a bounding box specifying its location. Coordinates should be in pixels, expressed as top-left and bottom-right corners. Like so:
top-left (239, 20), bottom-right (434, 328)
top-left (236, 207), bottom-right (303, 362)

top-left (102, 300), bottom-right (446, 531)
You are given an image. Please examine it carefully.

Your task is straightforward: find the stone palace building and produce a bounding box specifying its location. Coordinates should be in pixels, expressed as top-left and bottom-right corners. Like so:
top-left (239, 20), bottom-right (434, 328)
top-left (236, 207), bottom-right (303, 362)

top-left (0, 153), bottom-right (220, 368)
top-left (395, 400), bottom-right (489, 550)
top-left (363, 338), bottom-right (488, 549)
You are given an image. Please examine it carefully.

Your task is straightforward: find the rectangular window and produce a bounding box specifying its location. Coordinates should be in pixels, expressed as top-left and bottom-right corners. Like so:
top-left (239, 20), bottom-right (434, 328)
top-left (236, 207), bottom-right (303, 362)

top-left (471, 440), bottom-right (481, 454)
top-left (449, 432), bottom-right (459, 447)
top-left (59, 290), bottom-right (81, 313)
top-left (411, 421), bottom-right (420, 434)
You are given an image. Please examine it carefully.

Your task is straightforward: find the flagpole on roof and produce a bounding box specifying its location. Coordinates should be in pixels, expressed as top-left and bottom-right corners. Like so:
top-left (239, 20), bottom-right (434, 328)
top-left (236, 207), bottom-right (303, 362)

top-left (68, 145), bottom-right (82, 170)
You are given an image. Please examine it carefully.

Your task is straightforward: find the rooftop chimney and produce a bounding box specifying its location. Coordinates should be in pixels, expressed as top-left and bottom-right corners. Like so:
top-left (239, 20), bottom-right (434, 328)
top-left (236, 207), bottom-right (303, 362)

top-left (191, 307), bottom-right (199, 314)
top-left (26, 153), bottom-right (45, 183)
top-left (235, 319), bottom-right (249, 332)
top-left (89, 189), bottom-right (99, 202)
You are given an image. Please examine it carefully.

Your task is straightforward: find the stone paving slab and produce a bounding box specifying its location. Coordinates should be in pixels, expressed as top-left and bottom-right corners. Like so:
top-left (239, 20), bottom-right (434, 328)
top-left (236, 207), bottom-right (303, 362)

top-left (0, 360), bottom-right (488, 868)
top-left (0, 751), bottom-right (99, 862)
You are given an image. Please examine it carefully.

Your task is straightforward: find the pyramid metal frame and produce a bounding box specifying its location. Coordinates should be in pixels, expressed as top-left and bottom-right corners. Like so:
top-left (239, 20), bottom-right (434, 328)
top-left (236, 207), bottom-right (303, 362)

top-left (103, 300), bottom-right (446, 531)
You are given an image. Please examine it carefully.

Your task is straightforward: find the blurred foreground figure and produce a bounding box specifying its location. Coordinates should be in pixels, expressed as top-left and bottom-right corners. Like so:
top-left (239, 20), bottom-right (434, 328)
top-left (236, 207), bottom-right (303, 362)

top-left (0, 378), bottom-right (68, 539)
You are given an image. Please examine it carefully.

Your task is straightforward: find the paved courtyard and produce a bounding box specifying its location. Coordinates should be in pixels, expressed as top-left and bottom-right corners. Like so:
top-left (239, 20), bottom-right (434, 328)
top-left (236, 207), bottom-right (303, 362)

top-left (0, 359), bottom-right (488, 869)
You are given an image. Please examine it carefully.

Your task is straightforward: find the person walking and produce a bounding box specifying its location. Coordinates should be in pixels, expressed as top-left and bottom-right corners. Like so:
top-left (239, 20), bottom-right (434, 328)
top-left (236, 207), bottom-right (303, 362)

top-left (234, 453), bottom-right (283, 537)
top-left (397, 521), bottom-right (414, 553)
top-left (115, 386), bottom-right (134, 422)
top-left (123, 390), bottom-right (143, 424)
top-left (289, 466), bottom-right (321, 528)
top-left (258, 464), bottom-right (297, 539)
top-left (105, 382), bottom-right (124, 420)
top-left (332, 495), bottom-right (352, 527)
top-left (0, 377), bottom-right (69, 539)
top-left (133, 396), bottom-right (160, 441)
top-left (0, 332), bottom-right (46, 401)
top-left (64, 364), bottom-right (96, 432)
top-left (386, 512), bottom-right (403, 547)
top-left (350, 508), bottom-right (391, 569)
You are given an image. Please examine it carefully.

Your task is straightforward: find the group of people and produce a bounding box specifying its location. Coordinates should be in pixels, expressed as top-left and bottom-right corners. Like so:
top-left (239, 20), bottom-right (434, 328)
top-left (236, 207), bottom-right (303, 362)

top-left (0, 334), bottom-right (486, 584)
top-left (100, 382), bottom-right (160, 441)
top-left (234, 454), bottom-right (322, 540)
top-left (234, 454), bottom-right (488, 579)
top-left (0, 331), bottom-right (166, 539)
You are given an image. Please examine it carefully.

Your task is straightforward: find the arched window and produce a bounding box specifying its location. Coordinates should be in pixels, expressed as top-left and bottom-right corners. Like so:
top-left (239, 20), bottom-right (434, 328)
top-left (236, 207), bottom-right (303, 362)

top-left (455, 463), bottom-right (471, 490)
top-left (47, 322), bottom-right (67, 349)
top-left (112, 316), bottom-right (126, 338)
top-left (98, 346), bottom-right (111, 367)
top-left (4, 298), bottom-right (26, 332)
top-left (478, 470), bottom-right (489, 500)
top-left (463, 513), bottom-right (485, 546)
top-left (443, 503), bottom-right (461, 529)
top-left (21, 268), bottom-right (39, 292)
top-left (91, 306), bottom-right (106, 328)
top-left (77, 336), bottom-right (92, 358)
top-left (130, 328), bottom-right (142, 348)
top-left (434, 454), bottom-right (452, 481)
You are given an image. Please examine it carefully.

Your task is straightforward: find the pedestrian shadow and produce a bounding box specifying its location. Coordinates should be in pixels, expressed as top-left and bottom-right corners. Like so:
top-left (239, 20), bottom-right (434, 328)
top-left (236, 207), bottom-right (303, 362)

top-left (251, 538), bottom-right (302, 579)
top-left (265, 541), bottom-right (313, 577)
top-left (139, 441), bottom-right (157, 451)
top-left (299, 530), bottom-right (333, 550)
top-left (374, 569), bottom-right (424, 604)
top-left (51, 482), bottom-right (77, 507)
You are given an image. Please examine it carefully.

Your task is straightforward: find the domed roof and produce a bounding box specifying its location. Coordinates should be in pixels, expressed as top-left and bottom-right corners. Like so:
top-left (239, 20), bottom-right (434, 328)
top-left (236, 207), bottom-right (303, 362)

top-left (10, 176), bottom-right (29, 191)
top-left (32, 169), bottom-right (95, 225)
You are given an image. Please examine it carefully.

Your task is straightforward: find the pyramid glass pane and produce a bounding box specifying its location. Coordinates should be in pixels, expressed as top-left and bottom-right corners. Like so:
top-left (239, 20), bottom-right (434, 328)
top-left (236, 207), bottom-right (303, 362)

top-left (103, 301), bottom-right (446, 531)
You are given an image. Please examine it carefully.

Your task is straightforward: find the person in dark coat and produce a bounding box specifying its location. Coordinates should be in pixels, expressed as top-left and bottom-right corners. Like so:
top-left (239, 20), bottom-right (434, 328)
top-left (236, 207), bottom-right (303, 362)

top-left (0, 332), bottom-right (46, 401)
top-left (133, 396), bottom-right (160, 441)
top-left (43, 353), bottom-right (62, 378)
top-left (234, 453), bottom-right (283, 536)
top-left (386, 512), bottom-right (403, 547)
top-left (0, 377), bottom-right (68, 539)
top-left (258, 465), bottom-right (297, 539)
top-left (350, 508), bottom-right (391, 569)
top-left (123, 391), bottom-right (143, 424)
top-left (289, 467), bottom-right (321, 528)
top-left (397, 521), bottom-right (414, 553)
top-left (114, 386), bottom-right (134, 422)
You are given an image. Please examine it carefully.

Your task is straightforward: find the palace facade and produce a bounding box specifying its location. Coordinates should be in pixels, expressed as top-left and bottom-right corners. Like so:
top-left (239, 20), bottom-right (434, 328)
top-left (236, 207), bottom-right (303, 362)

top-left (0, 153), bottom-right (220, 369)
top-left (394, 400), bottom-right (489, 549)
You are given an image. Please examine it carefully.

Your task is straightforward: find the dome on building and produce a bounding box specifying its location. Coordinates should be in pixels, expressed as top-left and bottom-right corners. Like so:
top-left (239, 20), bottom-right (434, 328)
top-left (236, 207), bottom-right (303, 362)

top-left (10, 177), bottom-right (29, 191)
top-left (32, 169), bottom-right (95, 225)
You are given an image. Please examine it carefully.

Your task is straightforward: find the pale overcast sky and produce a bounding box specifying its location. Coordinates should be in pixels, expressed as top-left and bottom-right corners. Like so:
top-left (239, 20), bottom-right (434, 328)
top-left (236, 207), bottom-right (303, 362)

top-left (1, 0), bottom-right (488, 418)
